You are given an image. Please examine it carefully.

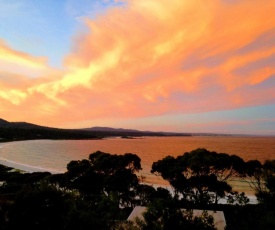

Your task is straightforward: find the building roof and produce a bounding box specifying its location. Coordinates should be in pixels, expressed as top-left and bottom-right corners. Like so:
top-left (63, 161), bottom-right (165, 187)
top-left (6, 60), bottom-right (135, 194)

top-left (127, 206), bottom-right (226, 230)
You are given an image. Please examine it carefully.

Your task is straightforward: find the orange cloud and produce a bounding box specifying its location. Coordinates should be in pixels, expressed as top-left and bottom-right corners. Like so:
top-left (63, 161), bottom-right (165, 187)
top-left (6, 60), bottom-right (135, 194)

top-left (1, 0), bottom-right (275, 129)
top-left (0, 40), bottom-right (49, 74)
top-left (0, 41), bottom-right (61, 106)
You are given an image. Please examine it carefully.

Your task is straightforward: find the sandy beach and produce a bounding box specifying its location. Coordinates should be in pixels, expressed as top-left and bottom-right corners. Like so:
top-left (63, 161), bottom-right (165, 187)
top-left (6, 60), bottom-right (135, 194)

top-left (0, 159), bottom-right (62, 174)
top-left (0, 154), bottom-right (258, 205)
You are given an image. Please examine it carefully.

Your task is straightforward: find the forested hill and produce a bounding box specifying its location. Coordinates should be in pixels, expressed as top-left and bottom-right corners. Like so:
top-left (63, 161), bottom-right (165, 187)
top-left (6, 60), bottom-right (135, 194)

top-left (0, 118), bottom-right (48, 129)
top-left (82, 126), bottom-right (191, 137)
top-left (0, 118), bottom-right (100, 142)
top-left (0, 118), bottom-right (8, 125)
top-left (0, 118), bottom-right (190, 142)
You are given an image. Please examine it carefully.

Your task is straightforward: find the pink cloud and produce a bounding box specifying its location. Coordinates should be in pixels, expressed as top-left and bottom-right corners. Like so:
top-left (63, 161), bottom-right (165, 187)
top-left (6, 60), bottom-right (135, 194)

top-left (1, 0), bottom-right (275, 128)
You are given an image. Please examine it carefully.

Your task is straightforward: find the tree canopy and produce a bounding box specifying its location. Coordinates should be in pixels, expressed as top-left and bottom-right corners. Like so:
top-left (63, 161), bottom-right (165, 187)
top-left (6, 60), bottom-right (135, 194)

top-left (151, 148), bottom-right (247, 205)
top-left (0, 148), bottom-right (275, 229)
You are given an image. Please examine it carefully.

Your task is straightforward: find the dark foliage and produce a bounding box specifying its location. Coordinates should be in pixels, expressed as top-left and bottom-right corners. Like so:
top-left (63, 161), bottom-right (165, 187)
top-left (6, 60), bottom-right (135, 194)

top-left (0, 127), bottom-right (100, 142)
top-left (151, 148), bottom-right (245, 205)
top-left (0, 149), bottom-right (274, 229)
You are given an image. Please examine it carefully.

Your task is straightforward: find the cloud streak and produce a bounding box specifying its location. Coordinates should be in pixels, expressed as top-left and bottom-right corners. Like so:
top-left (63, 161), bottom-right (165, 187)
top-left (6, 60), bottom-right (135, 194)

top-left (1, 0), bottom-right (275, 130)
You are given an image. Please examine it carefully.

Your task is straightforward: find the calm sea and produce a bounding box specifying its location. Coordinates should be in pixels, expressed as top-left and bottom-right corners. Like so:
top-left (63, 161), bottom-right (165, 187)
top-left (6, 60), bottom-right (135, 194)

top-left (0, 136), bottom-right (274, 193)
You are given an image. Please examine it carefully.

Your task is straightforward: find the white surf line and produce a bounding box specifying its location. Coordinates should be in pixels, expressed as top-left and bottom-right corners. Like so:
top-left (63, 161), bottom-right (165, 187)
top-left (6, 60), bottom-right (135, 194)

top-left (0, 158), bottom-right (64, 174)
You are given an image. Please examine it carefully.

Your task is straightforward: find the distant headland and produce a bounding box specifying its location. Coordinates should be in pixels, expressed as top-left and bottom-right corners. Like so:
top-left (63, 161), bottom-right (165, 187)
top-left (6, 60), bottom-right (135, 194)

top-left (1, 117), bottom-right (250, 143)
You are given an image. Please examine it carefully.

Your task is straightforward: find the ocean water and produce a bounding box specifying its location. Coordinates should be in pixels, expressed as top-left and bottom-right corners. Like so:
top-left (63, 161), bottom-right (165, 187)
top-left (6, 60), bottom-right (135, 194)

top-left (0, 136), bottom-right (274, 193)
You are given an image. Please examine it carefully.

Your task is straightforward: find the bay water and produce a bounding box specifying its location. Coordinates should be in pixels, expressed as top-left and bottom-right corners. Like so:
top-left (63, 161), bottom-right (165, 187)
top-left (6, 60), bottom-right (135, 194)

top-left (0, 136), bottom-right (274, 194)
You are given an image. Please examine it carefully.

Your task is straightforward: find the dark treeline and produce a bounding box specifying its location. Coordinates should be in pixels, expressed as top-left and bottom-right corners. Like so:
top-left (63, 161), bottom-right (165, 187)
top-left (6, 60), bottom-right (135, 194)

top-left (0, 118), bottom-right (191, 142)
top-left (0, 127), bottom-right (187, 142)
top-left (0, 127), bottom-right (101, 142)
top-left (0, 148), bottom-right (274, 230)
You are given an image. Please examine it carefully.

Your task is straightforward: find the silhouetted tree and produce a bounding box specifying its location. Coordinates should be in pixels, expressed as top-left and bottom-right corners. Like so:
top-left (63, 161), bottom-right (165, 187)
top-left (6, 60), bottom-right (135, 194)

top-left (151, 148), bottom-right (246, 205)
top-left (252, 160), bottom-right (275, 205)
top-left (63, 151), bottom-right (143, 207)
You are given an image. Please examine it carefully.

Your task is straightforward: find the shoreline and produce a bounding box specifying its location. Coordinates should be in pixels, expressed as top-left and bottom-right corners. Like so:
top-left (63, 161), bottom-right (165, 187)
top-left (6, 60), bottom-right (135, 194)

top-left (0, 159), bottom-right (258, 205)
top-left (0, 159), bottom-right (63, 174)
top-left (0, 137), bottom-right (103, 144)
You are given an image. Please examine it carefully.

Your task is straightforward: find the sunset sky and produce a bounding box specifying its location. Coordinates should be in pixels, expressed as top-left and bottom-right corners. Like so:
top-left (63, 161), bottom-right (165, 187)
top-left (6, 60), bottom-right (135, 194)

top-left (0, 0), bottom-right (275, 135)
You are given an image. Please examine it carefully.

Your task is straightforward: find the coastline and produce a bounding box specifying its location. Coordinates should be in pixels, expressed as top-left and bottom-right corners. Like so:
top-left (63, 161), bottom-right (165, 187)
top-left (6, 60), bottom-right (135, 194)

top-left (0, 159), bottom-right (258, 205)
top-left (0, 158), bottom-right (63, 174)
top-left (0, 137), bottom-right (264, 205)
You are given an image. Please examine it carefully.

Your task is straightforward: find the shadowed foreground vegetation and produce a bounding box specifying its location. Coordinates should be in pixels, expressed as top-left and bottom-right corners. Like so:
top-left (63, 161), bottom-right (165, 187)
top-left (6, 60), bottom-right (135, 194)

top-left (0, 148), bottom-right (274, 229)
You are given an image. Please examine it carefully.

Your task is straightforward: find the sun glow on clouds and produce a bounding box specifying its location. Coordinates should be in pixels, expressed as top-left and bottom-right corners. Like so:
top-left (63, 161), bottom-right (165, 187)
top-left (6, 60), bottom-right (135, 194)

top-left (0, 40), bottom-right (51, 105)
top-left (0, 40), bottom-right (49, 76)
top-left (1, 0), bottom-right (275, 131)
